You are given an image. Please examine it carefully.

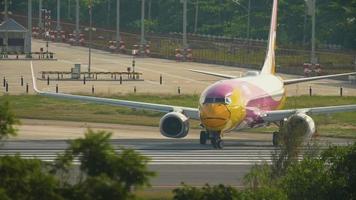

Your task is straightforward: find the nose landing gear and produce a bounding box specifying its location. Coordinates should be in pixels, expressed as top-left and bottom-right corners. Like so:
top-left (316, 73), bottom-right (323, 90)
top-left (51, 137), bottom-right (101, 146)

top-left (200, 131), bottom-right (224, 149)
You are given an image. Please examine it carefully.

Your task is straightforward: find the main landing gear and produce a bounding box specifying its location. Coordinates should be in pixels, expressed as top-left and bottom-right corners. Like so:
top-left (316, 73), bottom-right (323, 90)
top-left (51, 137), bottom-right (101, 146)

top-left (272, 131), bottom-right (280, 146)
top-left (200, 131), bottom-right (224, 149)
top-left (272, 120), bottom-right (284, 146)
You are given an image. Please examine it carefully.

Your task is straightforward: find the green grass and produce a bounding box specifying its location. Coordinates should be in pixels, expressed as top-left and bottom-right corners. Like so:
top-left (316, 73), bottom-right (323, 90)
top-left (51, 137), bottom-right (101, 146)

top-left (0, 94), bottom-right (200, 127)
top-left (0, 94), bottom-right (355, 137)
top-left (135, 190), bottom-right (173, 200)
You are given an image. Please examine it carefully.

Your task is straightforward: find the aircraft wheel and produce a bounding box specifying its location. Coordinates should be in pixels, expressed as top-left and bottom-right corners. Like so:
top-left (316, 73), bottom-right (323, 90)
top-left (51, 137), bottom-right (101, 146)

top-left (272, 132), bottom-right (280, 146)
top-left (216, 139), bottom-right (224, 149)
top-left (210, 132), bottom-right (222, 149)
top-left (200, 131), bottom-right (208, 145)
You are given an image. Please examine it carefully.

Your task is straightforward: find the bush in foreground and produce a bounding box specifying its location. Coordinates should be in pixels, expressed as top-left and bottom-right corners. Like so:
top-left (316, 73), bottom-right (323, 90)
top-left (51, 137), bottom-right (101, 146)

top-left (0, 130), bottom-right (155, 200)
top-left (173, 142), bottom-right (356, 200)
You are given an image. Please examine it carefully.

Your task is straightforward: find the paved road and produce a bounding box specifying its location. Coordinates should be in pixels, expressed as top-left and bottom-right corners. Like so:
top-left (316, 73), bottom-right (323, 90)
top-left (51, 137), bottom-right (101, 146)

top-left (1, 39), bottom-right (355, 96)
top-left (0, 138), bottom-right (353, 188)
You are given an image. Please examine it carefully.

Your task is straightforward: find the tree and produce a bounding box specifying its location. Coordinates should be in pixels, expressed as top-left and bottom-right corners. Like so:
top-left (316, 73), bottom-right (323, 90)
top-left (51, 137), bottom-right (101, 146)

top-left (321, 143), bottom-right (356, 200)
top-left (280, 142), bottom-right (356, 200)
top-left (172, 183), bottom-right (203, 200)
top-left (0, 101), bottom-right (19, 142)
top-left (281, 158), bottom-right (331, 200)
top-left (8, 0), bottom-right (356, 49)
top-left (0, 188), bottom-right (10, 200)
top-left (173, 183), bottom-right (241, 200)
top-left (66, 175), bottom-right (130, 200)
top-left (54, 129), bottom-right (155, 200)
top-left (0, 155), bottom-right (63, 200)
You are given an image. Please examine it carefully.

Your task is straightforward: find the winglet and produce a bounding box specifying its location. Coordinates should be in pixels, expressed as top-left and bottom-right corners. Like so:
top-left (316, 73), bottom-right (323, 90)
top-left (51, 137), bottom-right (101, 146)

top-left (30, 61), bottom-right (41, 93)
top-left (261, 0), bottom-right (278, 75)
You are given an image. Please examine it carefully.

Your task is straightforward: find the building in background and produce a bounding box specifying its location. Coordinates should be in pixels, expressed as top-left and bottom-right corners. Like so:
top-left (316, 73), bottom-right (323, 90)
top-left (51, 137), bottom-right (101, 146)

top-left (0, 18), bottom-right (31, 54)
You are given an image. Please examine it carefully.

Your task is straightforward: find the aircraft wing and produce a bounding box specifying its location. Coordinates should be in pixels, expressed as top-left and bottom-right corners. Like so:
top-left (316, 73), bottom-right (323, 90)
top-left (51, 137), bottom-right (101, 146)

top-left (283, 72), bottom-right (356, 85)
top-left (261, 104), bottom-right (356, 122)
top-left (189, 69), bottom-right (237, 79)
top-left (30, 62), bottom-right (200, 120)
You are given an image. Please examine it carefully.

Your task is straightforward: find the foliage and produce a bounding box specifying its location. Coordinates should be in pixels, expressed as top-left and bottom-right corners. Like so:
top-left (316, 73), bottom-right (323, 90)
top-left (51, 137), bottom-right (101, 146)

top-left (244, 142), bottom-right (356, 200)
top-left (173, 183), bottom-right (241, 200)
top-left (0, 188), bottom-right (10, 200)
top-left (0, 127), bottom-right (154, 200)
top-left (66, 175), bottom-right (131, 200)
top-left (173, 124), bottom-right (356, 200)
top-left (173, 182), bottom-right (287, 200)
top-left (0, 101), bottom-right (19, 141)
top-left (281, 158), bottom-right (331, 200)
top-left (9, 0), bottom-right (356, 49)
top-left (173, 184), bottom-right (203, 200)
top-left (0, 155), bottom-right (63, 200)
top-left (320, 143), bottom-right (356, 200)
top-left (243, 186), bottom-right (287, 200)
top-left (243, 163), bottom-right (272, 190)
top-left (270, 117), bottom-right (306, 178)
top-left (53, 129), bottom-right (155, 199)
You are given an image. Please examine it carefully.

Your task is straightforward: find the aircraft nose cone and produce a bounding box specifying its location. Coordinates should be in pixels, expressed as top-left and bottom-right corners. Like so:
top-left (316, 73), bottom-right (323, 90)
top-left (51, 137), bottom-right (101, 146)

top-left (200, 104), bottom-right (230, 129)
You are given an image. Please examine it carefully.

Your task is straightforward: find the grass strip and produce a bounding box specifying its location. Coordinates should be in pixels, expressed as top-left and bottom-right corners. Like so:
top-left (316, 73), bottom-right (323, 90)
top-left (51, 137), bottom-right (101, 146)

top-left (0, 94), bottom-right (355, 137)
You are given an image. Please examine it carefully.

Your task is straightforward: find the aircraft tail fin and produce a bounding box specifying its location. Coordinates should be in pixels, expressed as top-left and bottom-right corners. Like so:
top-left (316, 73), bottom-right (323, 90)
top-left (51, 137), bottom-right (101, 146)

top-left (261, 0), bottom-right (278, 75)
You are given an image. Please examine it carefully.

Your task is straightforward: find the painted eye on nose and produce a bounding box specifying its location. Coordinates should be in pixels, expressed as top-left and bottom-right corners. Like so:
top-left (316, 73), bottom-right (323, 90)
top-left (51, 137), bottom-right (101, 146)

top-left (225, 97), bottom-right (232, 105)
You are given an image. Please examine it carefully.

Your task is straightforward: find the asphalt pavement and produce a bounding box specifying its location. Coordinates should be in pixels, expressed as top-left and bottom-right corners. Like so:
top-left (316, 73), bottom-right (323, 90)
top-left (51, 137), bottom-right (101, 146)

top-left (0, 138), bottom-right (353, 188)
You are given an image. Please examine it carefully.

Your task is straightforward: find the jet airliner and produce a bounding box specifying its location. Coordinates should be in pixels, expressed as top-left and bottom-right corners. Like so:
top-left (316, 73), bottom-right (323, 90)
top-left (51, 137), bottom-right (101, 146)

top-left (31, 0), bottom-right (356, 149)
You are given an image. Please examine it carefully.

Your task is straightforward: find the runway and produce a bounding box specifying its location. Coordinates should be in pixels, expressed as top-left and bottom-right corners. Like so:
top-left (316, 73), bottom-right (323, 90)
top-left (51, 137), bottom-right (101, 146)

top-left (0, 138), bottom-right (352, 188)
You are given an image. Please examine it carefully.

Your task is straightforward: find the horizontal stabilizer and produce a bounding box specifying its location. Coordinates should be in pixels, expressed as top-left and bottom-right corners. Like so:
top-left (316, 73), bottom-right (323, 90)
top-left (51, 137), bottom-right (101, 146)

top-left (284, 72), bottom-right (356, 85)
top-left (262, 104), bottom-right (356, 122)
top-left (189, 69), bottom-right (237, 79)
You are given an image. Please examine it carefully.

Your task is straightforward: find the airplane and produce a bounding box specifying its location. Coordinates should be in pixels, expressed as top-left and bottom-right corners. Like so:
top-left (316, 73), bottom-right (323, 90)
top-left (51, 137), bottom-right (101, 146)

top-left (30, 0), bottom-right (356, 149)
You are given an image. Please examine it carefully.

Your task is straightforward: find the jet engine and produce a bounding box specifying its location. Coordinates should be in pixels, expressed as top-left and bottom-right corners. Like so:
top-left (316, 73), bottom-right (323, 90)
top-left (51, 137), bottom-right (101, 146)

top-left (159, 112), bottom-right (189, 138)
top-left (286, 113), bottom-right (316, 138)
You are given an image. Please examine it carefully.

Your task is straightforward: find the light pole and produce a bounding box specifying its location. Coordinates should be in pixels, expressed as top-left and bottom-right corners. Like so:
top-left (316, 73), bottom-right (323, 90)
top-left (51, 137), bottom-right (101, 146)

top-left (311, 0), bottom-right (316, 64)
top-left (43, 9), bottom-right (51, 56)
top-left (4, 0), bottom-right (9, 20)
top-left (106, 0), bottom-right (111, 27)
top-left (67, 0), bottom-right (71, 19)
top-left (56, 0), bottom-right (61, 31)
top-left (148, 0), bottom-right (152, 20)
top-left (305, 0), bottom-right (317, 64)
top-left (75, 0), bottom-right (80, 44)
top-left (302, 4), bottom-right (307, 45)
top-left (181, 0), bottom-right (188, 48)
top-left (116, 0), bottom-right (120, 43)
top-left (88, 1), bottom-right (93, 74)
top-left (140, 0), bottom-right (146, 52)
top-left (194, 0), bottom-right (199, 33)
top-left (247, 0), bottom-right (250, 41)
top-left (38, 0), bottom-right (43, 29)
top-left (232, 0), bottom-right (250, 40)
top-left (27, 0), bottom-right (32, 56)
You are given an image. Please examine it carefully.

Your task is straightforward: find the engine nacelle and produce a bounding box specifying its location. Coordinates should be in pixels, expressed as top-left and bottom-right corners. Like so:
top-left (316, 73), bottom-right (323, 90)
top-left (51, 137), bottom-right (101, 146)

top-left (159, 112), bottom-right (190, 138)
top-left (286, 113), bottom-right (316, 138)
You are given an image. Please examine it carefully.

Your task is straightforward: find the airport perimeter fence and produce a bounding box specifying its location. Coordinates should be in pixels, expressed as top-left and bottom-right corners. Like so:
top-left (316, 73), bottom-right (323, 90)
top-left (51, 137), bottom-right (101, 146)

top-left (13, 15), bottom-right (356, 76)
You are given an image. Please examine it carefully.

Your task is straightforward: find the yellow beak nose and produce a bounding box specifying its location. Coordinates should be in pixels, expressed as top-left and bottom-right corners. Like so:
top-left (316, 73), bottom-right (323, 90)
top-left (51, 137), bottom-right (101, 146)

top-left (200, 104), bottom-right (231, 129)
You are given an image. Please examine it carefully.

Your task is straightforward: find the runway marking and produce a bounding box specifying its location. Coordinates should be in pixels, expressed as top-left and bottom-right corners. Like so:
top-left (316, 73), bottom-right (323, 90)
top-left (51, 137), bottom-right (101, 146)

top-left (0, 151), bottom-right (275, 166)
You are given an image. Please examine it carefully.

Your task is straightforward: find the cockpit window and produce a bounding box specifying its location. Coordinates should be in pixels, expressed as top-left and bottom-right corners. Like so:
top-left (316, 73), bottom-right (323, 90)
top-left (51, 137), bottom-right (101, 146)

top-left (204, 97), bottom-right (232, 105)
top-left (204, 97), bottom-right (224, 104)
